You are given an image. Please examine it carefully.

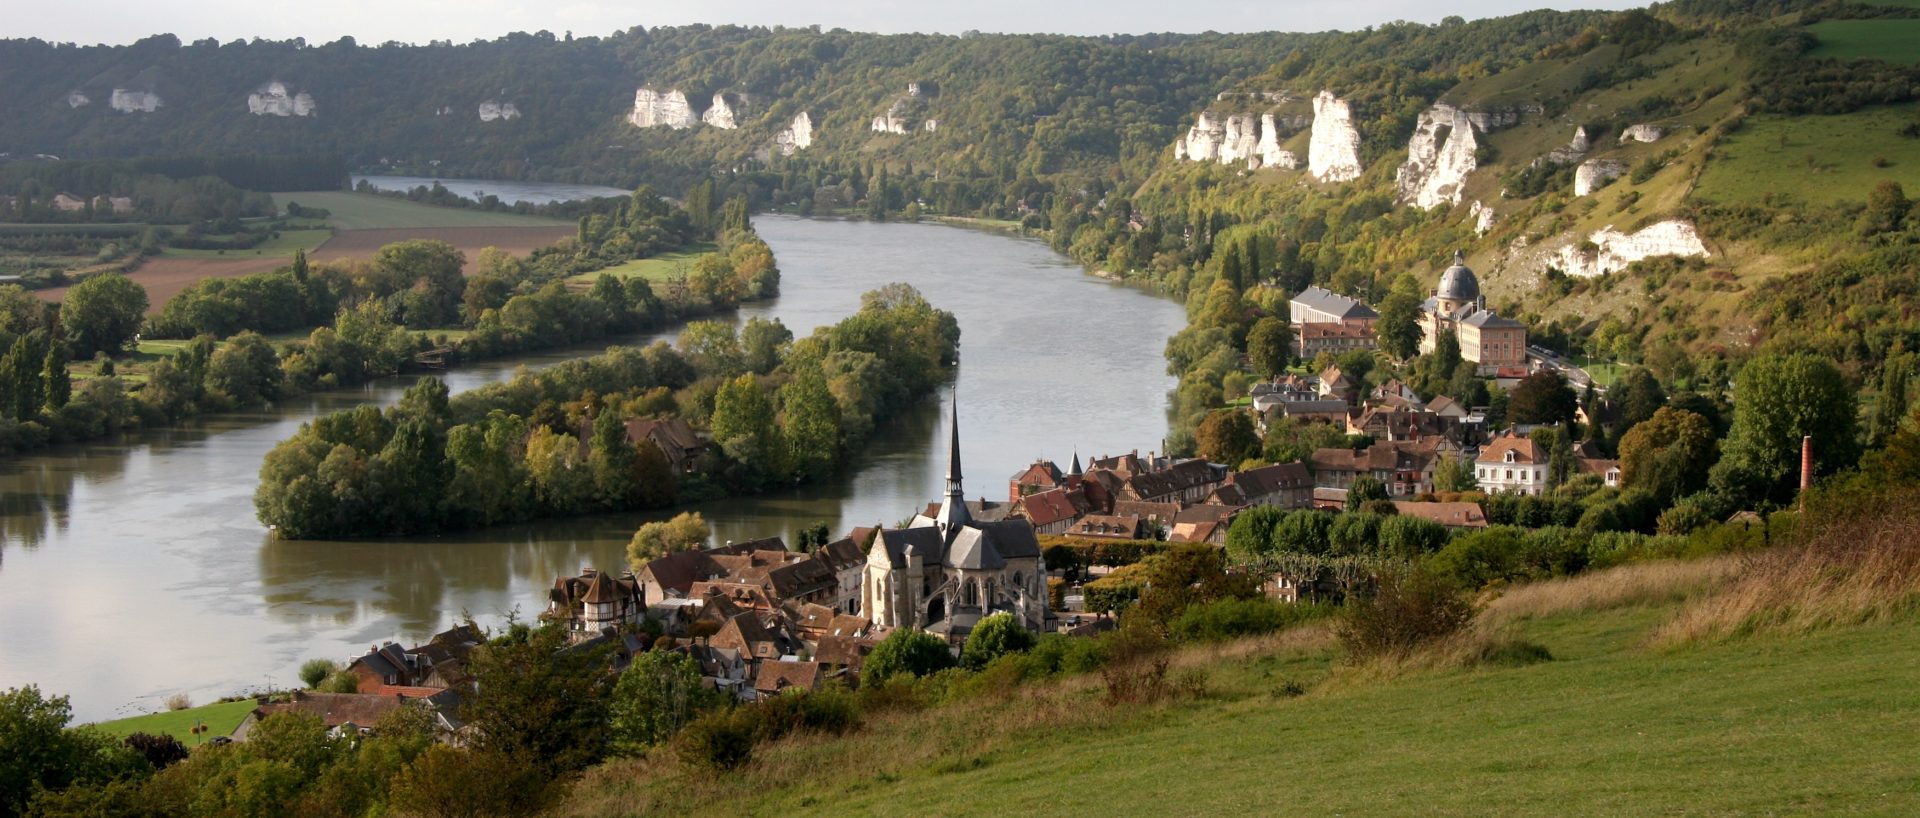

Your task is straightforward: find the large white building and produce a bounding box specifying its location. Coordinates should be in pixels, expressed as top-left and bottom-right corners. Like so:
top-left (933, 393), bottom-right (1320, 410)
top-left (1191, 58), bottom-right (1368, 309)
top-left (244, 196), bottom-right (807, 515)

top-left (862, 401), bottom-right (1049, 644)
top-left (1475, 433), bottom-right (1549, 496)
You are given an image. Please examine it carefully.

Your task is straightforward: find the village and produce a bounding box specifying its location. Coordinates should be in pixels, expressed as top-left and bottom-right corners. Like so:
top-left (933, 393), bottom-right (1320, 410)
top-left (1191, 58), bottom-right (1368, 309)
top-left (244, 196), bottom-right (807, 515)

top-left (225, 252), bottom-right (1647, 744)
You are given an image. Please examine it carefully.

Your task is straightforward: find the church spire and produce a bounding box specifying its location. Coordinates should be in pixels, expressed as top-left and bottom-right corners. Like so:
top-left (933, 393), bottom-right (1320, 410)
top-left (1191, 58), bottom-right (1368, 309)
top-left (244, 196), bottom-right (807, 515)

top-left (1069, 450), bottom-right (1082, 477)
top-left (945, 395), bottom-right (963, 494)
top-left (935, 393), bottom-right (970, 538)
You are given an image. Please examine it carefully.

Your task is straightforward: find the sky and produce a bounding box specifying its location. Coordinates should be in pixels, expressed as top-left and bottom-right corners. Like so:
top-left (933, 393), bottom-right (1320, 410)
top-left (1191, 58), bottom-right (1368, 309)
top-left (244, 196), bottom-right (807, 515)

top-left (20, 0), bottom-right (1646, 46)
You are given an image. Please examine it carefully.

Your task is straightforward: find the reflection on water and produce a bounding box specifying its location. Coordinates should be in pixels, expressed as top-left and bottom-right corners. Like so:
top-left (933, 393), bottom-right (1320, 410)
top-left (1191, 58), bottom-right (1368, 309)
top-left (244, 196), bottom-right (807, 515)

top-left (0, 216), bottom-right (1184, 721)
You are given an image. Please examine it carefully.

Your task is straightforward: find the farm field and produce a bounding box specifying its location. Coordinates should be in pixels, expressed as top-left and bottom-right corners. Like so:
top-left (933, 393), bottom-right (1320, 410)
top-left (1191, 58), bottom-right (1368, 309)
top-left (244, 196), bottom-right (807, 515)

top-left (564, 243), bottom-right (716, 285)
top-left (272, 191), bottom-right (570, 230)
top-left (313, 226), bottom-right (573, 270)
top-left (1806, 19), bottom-right (1920, 64)
top-left (88, 699), bottom-right (256, 744)
top-left (159, 228), bottom-right (334, 259)
top-left (1693, 106), bottom-right (1920, 206)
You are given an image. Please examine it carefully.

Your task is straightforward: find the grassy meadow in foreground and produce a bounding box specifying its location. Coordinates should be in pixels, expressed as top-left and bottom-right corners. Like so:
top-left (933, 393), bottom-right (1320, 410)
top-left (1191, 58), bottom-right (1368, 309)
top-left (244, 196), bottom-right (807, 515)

top-left (88, 699), bottom-right (257, 744)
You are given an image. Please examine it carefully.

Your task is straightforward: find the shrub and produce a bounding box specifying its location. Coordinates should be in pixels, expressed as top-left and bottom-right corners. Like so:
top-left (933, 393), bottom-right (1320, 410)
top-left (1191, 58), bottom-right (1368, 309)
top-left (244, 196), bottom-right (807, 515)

top-left (123, 731), bottom-right (189, 770)
top-left (1169, 597), bottom-right (1331, 643)
top-left (1023, 633), bottom-right (1107, 676)
top-left (1337, 570), bottom-right (1475, 660)
top-left (863, 628), bottom-right (957, 684)
top-left (1099, 623), bottom-right (1173, 705)
top-left (298, 658), bottom-right (337, 689)
top-left (960, 612), bottom-right (1037, 670)
top-left (743, 686), bottom-right (861, 743)
top-left (674, 710), bottom-right (758, 770)
top-left (163, 692), bottom-right (192, 711)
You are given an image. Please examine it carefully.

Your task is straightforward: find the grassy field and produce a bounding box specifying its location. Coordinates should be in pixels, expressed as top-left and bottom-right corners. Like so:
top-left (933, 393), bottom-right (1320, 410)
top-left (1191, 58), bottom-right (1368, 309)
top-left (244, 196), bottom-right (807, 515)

top-left (1694, 106), bottom-right (1920, 206)
top-left (1807, 19), bottom-right (1920, 64)
top-left (559, 553), bottom-right (1920, 817)
top-left (271, 191), bottom-right (570, 231)
top-left (89, 699), bottom-right (257, 744)
top-left (565, 244), bottom-right (716, 285)
top-left (159, 228), bottom-right (334, 259)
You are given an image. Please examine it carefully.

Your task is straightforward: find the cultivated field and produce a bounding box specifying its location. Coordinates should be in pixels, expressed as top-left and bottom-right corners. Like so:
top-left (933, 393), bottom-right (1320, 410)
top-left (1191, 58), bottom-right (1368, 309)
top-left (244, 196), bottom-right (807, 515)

top-left (272, 191), bottom-right (571, 230)
top-left (1694, 106), bottom-right (1920, 206)
top-left (34, 257), bottom-right (287, 313)
top-left (1807, 19), bottom-right (1920, 64)
top-left (313, 226), bottom-right (574, 270)
top-left (159, 228), bottom-right (334, 259)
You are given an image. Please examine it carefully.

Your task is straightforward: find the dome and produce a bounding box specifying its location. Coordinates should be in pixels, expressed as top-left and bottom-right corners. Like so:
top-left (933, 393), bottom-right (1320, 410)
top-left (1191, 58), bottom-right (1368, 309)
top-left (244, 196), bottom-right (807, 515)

top-left (1436, 250), bottom-right (1480, 303)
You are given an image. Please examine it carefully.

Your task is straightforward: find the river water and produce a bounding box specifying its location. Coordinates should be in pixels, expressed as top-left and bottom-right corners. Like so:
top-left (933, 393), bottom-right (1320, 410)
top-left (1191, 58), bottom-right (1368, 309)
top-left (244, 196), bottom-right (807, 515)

top-left (0, 213), bottom-right (1184, 723)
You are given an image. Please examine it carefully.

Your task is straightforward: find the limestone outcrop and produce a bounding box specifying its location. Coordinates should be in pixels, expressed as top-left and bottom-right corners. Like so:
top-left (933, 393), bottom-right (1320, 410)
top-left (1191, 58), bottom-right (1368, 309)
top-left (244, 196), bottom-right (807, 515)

top-left (248, 82), bottom-right (316, 117)
top-left (1574, 158), bottom-right (1627, 196)
top-left (630, 88), bottom-right (695, 129)
top-left (66, 92), bottom-right (89, 109)
top-left (701, 92), bottom-right (742, 129)
top-left (109, 89), bottom-right (161, 113)
top-left (924, 119), bottom-right (939, 132)
top-left (1619, 124), bottom-right (1664, 144)
top-left (1396, 103), bottom-right (1482, 209)
top-left (772, 111), bottom-right (814, 156)
top-left (1308, 90), bottom-right (1364, 183)
top-left (1542, 126), bottom-right (1591, 166)
top-left (870, 113), bottom-right (909, 134)
top-left (1470, 200), bottom-right (1496, 235)
top-left (1256, 114), bottom-right (1300, 170)
top-left (478, 100), bottom-right (520, 122)
top-left (1552, 220), bottom-right (1709, 278)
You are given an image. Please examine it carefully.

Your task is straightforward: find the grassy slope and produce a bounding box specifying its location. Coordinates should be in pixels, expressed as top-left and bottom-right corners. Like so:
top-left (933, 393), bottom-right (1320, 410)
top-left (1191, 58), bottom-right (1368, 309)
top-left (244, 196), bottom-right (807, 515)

top-left (88, 699), bottom-right (256, 743)
top-left (565, 243), bottom-right (716, 285)
top-left (1697, 106), bottom-right (1920, 205)
top-left (1807, 20), bottom-right (1920, 64)
top-left (705, 591), bottom-right (1920, 816)
top-left (269, 192), bottom-right (570, 231)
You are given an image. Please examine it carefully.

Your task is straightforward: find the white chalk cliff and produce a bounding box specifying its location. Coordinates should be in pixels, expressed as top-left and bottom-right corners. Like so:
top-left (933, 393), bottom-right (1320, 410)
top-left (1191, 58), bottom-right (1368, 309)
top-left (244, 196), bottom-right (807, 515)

top-left (1552, 220), bottom-right (1709, 278)
top-left (66, 92), bottom-right (90, 109)
top-left (1470, 200), bottom-right (1496, 235)
top-left (772, 112), bottom-right (813, 156)
top-left (1396, 103), bottom-right (1481, 209)
top-left (701, 93), bottom-right (741, 129)
top-left (1308, 91), bottom-right (1364, 183)
top-left (1256, 114), bottom-right (1301, 169)
top-left (630, 89), bottom-right (695, 129)
top-left (478, 101), bottom-right (520, 122)
top-left (1619, 124), bottom-right (1664, 144)
top-left (109, 89), bottom-right (161, 113)
top-left (924, 119), bottom-right (939, 132)
top-left (1574, 159), bottom-right (1627, 196)
top-left (248, 82), bottom-right (316, 117)
top-left (1543, 126), bottom-right (1591, 166)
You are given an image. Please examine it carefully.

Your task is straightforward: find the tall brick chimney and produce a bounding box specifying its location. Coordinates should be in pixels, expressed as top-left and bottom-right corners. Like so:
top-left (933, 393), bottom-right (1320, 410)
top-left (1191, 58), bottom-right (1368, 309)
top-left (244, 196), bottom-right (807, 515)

top-left (1799, 435), bottom-right (1814, 496)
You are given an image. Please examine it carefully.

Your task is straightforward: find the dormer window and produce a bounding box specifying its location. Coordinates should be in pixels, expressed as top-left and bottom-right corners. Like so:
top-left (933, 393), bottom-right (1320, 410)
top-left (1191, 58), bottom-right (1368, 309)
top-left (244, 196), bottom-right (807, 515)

top-left (1504, 450), bottom-right (1516, 463)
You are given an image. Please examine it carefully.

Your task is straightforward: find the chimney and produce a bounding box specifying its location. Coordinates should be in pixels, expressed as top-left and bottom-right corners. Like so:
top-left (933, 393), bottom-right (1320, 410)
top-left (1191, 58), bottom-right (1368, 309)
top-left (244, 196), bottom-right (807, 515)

top-left (1799, 435), bottom-right (1814, 496)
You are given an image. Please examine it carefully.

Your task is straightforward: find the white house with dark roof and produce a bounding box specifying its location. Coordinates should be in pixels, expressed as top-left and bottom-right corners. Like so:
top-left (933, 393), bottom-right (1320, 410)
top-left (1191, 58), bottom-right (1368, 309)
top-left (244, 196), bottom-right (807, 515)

top-left (862, 400), bottom-right (1048, 644)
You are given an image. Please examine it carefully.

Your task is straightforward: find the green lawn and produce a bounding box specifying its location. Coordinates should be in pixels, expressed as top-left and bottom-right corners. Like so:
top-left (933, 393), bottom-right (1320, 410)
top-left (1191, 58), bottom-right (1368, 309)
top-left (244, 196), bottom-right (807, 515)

top-left (1566, 355), bottom-right (1624, 388)
top-left (1694, 106), bottom-right (1920, 206)
top-left (736, 605), bottom-right (1920, 816)
top-left (89, 699), bottom-right (257, 744)
top-left (159, 228), bottom-right (334, 259)
top-left (565, 244), bottom-right (716, 285)
top-left (1807, 19), bottom-right (1920, 64)
top-left (271, 191), bottom-right (570, 231)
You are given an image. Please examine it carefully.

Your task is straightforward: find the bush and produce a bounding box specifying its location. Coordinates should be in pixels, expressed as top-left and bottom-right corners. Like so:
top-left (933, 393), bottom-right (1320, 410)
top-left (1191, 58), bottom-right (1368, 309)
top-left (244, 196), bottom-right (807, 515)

top-left (298, 658), bottom-right (337, 689)
top-left (1022, 633), bottom-right (1108, 676)
top-left (862, 629), bottom-right (957, 684)
top-left (123, 732), bottom-right (189, 770)
top-left (674, 710), bottom-right (758, 770)
top-left (163, 692), bottom-right (192, 711)
top-left (960, 612), bottom-right (1037, 670)
top-left (1169, 597), bottom-right (1331, 643)
top-left (1337, 570), bottom-right (1475, 660)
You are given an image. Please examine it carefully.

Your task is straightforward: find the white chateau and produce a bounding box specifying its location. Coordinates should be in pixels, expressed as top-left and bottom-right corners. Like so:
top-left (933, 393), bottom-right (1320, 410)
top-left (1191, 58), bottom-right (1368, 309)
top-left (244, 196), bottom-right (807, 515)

top-left (863, 401), bottom-right (1049, 643)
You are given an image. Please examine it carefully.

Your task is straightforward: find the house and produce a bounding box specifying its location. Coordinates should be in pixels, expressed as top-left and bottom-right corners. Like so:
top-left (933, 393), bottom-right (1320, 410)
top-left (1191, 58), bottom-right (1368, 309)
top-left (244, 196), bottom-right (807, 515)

top-left (1008, 457), bottom-right (1077, 501)
top-left (232, 691), bottom-right (449, 742)
top-left (682, 641), bottom-right (751, 696)
top-left (1214, 462), bottom-right (1313, 509)
top-left (811, 538), bottom-right (868, 614)
top-left (1108, 459), bottom-right (1226, 506)
top-left (1577, 457), bottom-right (1622, 488)
top-left (1015, 486), bottom-right (1091, 535)
top-left (636, 538), bottom-right (787, 603)
top-left (1476, 432), bottom-right (1549, 496)
top-left (1296, 322), bottom-right (1375, 359)
top-left (347, 643), bottom-right (418, 690)
top-left (1168, 519), bottom-right (1227, 544)
top-left (1318, 366), bottom-right (1357, 402)
top-left (1426, 395), bottom-right (1468, 419)
top-left (545, 568), bottom-right (645, 641)
top-left (1309, 440), bottom-right (1446, 496)
top-left (1065, 515), bottom-right (1152, 540)
top-left (1391, 500), bottom-right (1489, 529)
top-left (623, 417), bottom-right (709, 474)
top-left (1346, 408), bottom-right (1454, 443)
top-left (752, 660), bottom-right (828, 697)
top-left (1111, 500), bottom-right (1181, 528)
top-left (1291, 286), bottom-right (1380, 327)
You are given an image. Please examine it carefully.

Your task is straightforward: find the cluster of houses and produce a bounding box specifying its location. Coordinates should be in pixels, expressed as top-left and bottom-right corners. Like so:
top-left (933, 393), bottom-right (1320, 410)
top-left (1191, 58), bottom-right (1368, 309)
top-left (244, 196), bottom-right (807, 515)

top-left (232, 624), bottom-right (486, 742)
top-left (1, 192), bottom-right (135, 215)
top-left (1288, 252), bottom-right (1529, 378)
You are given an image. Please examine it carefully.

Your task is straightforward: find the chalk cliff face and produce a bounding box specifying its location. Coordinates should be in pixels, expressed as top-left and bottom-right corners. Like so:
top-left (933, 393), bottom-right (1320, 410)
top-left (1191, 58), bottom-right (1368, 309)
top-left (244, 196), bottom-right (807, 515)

top-left (630, 89), bottom-right (695, 129)
top-left (1175, 111), bottom-right (1224, 162)
top-left (1470, 200), bottom-right (1496, 235)
top-left (478, 101), bottom-right (520, 122)
top-left (248, 82), bottom-right (316, 117)
top-left (1552, 220), bottom-right (1709, 277)
top-left (1256, 114), bottom-right (1300, 170)
top-left (1574, 158), bottom-right (1627, 196)
top-left (66, 92), bottom-right (90, 109)
top-left (109, 89), bottom-right (161, 113)
top-left (1543, 126), bottom-right (1591, 166)
top-left (1396, 103), bottom-right (1481, 209)
top-left (772, 112), bottom-right (813, 156)
top-left (1619, 124), bottom-right (1664, 144)
top-left (701, 93), bottom-right (741, 129)
top-left (924, 119), bottom-right (939, 132)
top-left (1308, 90), bottom-right (1364, 183)
top-left (870, 114), bottom-right (909, 134)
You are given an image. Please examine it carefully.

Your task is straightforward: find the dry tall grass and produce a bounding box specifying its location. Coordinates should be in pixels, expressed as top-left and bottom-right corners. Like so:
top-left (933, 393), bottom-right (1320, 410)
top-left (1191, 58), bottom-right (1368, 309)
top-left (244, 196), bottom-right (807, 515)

top-left (1654, 499), bottom-right (1920, 647)
top-left (1480, 556), bottom-right (1742, 627)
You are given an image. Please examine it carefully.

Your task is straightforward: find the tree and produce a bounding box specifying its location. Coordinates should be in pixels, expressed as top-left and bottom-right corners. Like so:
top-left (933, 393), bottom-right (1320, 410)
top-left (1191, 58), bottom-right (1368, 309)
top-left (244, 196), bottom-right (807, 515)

top-left (0, 685), bottom-right (139, 816)
top-left (42, 341), bottom-right (70, 413)
top-left (1869, 354), bottom-right (1913, 448)
top-left (1618, 407), bottom-right (1717, 505)
top-left (863, 629), bottom-right (956, 683)
top-left (2, 333), bottom-right (43, 420)
top-left (712, 374), bottom-right (787, 485)
top-left (960, 612), bottom-right (1038, 670)
top-left (1345, 475), bottom-right (1390, 511)
top-left (60, 272), bottom-right (147, 358)
top-left (588, 409), bottom-right (642, 509)
top-left (1245, 317), bottom-right (1292, 378)
top-left (298, 659), bottom-right (338, 689)
top-left (1376, 292), bottom-right (1423, 360)
top-left (739, 317), bottom-right (792, 375)
top-left (780, 371), bottom-right (842, 482)
top-left (463, 626), bottom-right (614, 776)
top-left (389, 745), bottom-right (554, 818)
top-left (1194, 409), bottom-right (1260, 465)
top-left (1433, 453), bottom-right (1478, 492)
top-left (1709, 354), bottom-right (1859, 505)
top-left (1508, 370), bottom-right (1578, 426)
top-left (626, 511), bottom-right (710, 568)
top-left (1610, 367), bottom-right (1667, 433)
top-left (676, 320), bottom-right (743, 378)
top-left (609, 649), bottom-right (711, 754)
top-left (1224, 505), bottom-right (1286, 564)
top-left (205, 331), bottom-right (283, 406)
top-left (373, 240), bottom-right (467, 327)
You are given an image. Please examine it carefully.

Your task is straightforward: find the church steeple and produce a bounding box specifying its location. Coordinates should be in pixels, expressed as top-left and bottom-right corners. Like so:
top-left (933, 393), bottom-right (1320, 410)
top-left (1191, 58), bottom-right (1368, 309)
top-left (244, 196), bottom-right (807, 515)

top-left (1069, 450), bottom-right (1082, 477)
top-left (935, 394), bottom-right (970, 538)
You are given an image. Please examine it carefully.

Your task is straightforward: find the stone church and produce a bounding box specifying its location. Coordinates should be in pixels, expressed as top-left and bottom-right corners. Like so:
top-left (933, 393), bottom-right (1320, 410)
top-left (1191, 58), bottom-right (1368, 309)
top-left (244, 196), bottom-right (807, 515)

top-left (1420, 250), bottom-right (1528, 375)
top-left (863, 401), bottom-right (1049, 643)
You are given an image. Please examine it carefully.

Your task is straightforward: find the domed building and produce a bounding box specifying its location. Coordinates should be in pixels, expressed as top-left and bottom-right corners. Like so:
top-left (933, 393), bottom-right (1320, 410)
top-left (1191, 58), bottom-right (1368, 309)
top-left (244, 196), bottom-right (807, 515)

top-left (1420, 250), bottom-right (1528, 374)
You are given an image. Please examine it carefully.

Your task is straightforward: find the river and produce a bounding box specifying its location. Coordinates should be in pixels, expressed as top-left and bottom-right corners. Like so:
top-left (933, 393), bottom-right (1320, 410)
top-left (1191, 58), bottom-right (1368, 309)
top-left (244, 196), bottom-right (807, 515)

top-left (0, 212), bottom-right (1185, 723)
